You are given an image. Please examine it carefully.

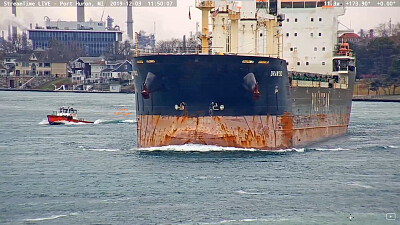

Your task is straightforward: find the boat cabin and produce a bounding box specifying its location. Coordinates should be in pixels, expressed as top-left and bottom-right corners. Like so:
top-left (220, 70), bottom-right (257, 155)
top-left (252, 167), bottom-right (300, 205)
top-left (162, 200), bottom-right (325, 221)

top-left (53, 106), bottom-right (78, 119)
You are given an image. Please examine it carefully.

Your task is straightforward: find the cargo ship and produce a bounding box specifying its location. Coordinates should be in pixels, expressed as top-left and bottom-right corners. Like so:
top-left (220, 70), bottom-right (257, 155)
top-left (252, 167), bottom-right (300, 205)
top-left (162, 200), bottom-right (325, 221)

top-left (133, 0), bottom-right (356, 150)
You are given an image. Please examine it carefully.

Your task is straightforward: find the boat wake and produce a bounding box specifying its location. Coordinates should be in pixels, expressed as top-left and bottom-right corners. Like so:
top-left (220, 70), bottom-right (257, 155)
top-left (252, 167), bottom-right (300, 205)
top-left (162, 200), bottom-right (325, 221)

top-left (23, 212), bottom-right (78, 222)
top-left (93, 119), bottom-right (136, 124)
top-left (83, 148), bottom-right (120, 152)
top-left (235, 190), bottom-right (265, 195)
top-left (39, 119), bottom-right (136, 125)
top-left (200, 217), bottom-right (288, 224)
top-left (136, 144), bottom-right (305, 153)
top-left (135, 144), bottom-right (358, 153)
top-left (309, 147), bottom-right (351, 151)
top-left (38, 119), bottom-right (49, 125)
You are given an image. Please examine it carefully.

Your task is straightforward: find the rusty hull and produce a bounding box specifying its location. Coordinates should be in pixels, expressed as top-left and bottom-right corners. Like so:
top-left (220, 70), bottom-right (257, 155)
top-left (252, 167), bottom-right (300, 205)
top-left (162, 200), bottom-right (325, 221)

top-left (137, 113), bottom-right (350, 150)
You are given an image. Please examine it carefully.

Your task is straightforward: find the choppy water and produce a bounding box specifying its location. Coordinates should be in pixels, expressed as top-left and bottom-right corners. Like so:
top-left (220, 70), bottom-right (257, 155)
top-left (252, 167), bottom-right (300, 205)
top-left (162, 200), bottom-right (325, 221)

top-left (0, 91), bottom-right (399, 225)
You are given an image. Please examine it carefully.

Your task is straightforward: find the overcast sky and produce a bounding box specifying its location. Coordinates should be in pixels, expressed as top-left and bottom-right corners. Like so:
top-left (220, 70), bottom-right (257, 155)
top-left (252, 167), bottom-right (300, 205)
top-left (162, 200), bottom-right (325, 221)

top-left (0, 1), bottom-right (399, 40)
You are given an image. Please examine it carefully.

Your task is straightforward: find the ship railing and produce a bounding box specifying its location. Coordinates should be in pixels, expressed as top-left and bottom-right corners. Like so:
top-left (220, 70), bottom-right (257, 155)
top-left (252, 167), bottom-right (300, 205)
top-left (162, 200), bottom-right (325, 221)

top-left (195, 0), bottom-right (215, 8)
top-left (289, 71), bottom-right (348, 89)
top-left (135, 52), bottom-right (279, 58)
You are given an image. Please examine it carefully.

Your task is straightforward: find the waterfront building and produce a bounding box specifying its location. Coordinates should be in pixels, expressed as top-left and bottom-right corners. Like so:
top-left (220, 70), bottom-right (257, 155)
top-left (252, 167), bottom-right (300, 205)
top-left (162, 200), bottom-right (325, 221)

top-left (70, 56), bottom-right (104, 83)
top-left (0, 64), bottom-right (7, 76)
top-left (70, 57), bottom-right (132, 84)
top-left (28, 18), bottom-right (122, 57)
top-left (6, 50), bottom-right (69, 78)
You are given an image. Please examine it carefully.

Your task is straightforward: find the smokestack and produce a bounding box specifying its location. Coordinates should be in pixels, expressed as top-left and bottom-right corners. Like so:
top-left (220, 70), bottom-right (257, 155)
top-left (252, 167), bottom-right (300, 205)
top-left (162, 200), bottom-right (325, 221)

top-left (22, 30), bottom-right (27, 50)
top-left (77, 0), bottom-right (85, 22)
top-left (127, 0), bottom-right (134, 40)
top-left (11, 0), bottom-right (17, 41)
top-left (183, 35), bottom-right (186, 52)
top-left (106, 16), bottom-right (114, 30)
top-left (8, 25), bottom-right (11, 41)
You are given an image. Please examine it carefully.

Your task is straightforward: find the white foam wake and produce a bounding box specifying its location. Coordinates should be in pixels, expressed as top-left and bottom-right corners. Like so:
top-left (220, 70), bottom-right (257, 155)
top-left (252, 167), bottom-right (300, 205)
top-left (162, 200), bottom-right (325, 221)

top-left (24, 214), bottom-right (67, 222)
top-left (93, 119), bottom-right (136, 124)
top-left (235, 190), bottom-right (265, 195)
top-left (346, 182), bottom-right (375, 189)
top-left (137, 144), bottom-right (304, 153)
top-left (138, 144), bottom-right (259, 152)
top-left (201, 217), bottom-right (288, 224)
top-left (122, 119), bottom-right (136, 123)
top-left (313, 147), bottom-right (351, 151)
top-left (61, 121), bottom-right (90, 125)
top-left (84, 148), bottom-right (120, 152)
top-left (93, 119), bottom-right (106, 124)
top-left (38, 119), bottom-right (49, 125)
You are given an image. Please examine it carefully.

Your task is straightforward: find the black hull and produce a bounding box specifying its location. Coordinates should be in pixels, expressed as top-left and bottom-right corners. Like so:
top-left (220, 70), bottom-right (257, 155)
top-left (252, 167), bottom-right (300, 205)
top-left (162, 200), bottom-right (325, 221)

top-left (133, 54), bottom-right (355, 149)
top-left (133, 55), bottom-right (290, 116)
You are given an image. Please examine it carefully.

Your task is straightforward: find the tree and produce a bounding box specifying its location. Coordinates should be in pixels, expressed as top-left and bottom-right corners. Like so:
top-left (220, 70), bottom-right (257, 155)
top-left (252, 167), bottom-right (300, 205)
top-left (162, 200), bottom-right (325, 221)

top-left (370, 79), bottom-right (381, 95)
top-left (388, 57), bottom-right (400, 94)
top-left (116, 40), bottom-right (132, 59)
top-left (155, 38), bottom-right (183, 53)
top-left (0, 34), bottom-right (32, 53)
top-left (375, 23), bottom-right (389, 37)
top-left (369, 37), bottom-right (396, 75)
top-left (391, 22), bottom-right (400, 37)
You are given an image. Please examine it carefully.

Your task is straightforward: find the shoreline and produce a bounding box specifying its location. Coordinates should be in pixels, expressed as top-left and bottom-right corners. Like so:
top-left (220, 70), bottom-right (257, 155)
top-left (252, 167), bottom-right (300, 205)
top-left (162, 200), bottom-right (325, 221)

top-left (352, 95), bottom-right (400, 102)
top-left (2, 89), bottom-right (400, 102)
top-left (0, 88), bottom-right (134, 94)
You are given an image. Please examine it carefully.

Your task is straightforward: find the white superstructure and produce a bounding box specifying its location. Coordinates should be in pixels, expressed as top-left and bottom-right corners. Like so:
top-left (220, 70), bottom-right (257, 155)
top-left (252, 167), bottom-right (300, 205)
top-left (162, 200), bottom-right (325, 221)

top-left (209, 0), bottom-right (346, 74)
top-left (43, 16), bottom-right (108, 31)
top-left (280, 2), bottom-right (345, 74)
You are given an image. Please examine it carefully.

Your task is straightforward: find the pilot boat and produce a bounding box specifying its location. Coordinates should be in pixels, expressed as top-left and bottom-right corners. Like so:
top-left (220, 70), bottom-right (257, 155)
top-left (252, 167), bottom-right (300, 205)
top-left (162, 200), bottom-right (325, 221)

top-left (47, 106), bottom-right (93, 125)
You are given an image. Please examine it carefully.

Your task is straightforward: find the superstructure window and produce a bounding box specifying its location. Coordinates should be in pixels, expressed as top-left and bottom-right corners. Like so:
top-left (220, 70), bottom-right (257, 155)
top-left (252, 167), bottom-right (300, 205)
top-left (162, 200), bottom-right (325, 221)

top-left (294, 33), bottom-right (298, 37)
top-left (286, 33), bottom-right (289, 37)
top-left (314, 47), bottom-right (317, 51)
top-left (297, 62), bottom-right (300, 66)
top-left (305, 1), bottom-right (317, 8)
top-left (286, 18), bottom-right (289, 22)
top-left (319, 18), bottom-right (322, 22)
top-left (290, 47), bottom-right (294, 51)
top-left (311, 18), bottom-right (314, 22)
top-left (293, 2), bottom-right (304, 8)
top-left (306, 62), bottom-right (309, 65)
top-left (319, 33), bottom-right (322, 36)
top-left (281, 2), bottom-right (292, 8)
top-left (310, 33), bottom-right (314, 37)
top-left (295, 18), bottom-right (298, 22)
top-left (322, 62), bottom-right (326, 65)
top-left (322, 47), bottom-right (326, 51)
top-left (317, 1), bottom-right (325, 7)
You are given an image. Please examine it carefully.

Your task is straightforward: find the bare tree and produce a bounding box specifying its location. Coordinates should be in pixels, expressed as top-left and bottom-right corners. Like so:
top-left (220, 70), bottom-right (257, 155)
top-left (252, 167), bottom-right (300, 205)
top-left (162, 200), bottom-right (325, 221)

top-left (375, 23), bottom-right (389, 37)
top-left (117, 40), bottom-right (132, 59)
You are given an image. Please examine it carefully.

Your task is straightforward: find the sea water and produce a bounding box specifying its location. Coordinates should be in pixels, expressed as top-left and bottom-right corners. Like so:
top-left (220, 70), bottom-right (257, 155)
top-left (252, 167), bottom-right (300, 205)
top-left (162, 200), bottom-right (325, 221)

top-left (0, 91), bottom-right (399, 224)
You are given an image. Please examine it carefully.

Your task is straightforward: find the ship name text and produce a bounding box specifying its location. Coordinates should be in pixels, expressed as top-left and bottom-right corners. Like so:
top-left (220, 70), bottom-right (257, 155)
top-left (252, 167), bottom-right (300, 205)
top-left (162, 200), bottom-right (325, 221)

top-left (270, 71), bottom-right (283, 77)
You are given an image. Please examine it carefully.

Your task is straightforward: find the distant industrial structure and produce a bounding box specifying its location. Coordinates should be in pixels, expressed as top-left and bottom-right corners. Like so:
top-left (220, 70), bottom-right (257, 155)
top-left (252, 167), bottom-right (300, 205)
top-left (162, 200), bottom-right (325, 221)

top-left (24, 0), bottom-right (123, 56)
top-left (136, 31), bottom-right (156, 52)
top-left (28, 17), bottom-right (122, 56)
top-left (127, 0), bottom-right (134, 40)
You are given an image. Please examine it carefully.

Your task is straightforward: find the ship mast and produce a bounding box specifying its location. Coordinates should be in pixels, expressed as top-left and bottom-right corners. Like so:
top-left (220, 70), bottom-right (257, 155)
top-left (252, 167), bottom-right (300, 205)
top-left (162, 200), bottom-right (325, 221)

top-left (196, 0), bottom-right (215, 54)
top-left (228, 10), bottom-right (240, 53)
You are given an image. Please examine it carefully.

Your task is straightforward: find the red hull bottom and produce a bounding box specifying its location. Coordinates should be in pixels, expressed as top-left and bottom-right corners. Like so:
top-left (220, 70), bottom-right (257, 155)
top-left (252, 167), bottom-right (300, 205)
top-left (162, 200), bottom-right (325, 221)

top-left (137, 114), bottom-right (349, 150)
top-left (47, 115), bottom-right (93, 125)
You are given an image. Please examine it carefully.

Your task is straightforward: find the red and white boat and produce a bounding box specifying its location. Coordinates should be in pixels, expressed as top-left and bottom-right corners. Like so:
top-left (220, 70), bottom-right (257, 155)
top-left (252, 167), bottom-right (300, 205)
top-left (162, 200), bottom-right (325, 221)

top-left (47, 106), bottom-right (93, 125)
